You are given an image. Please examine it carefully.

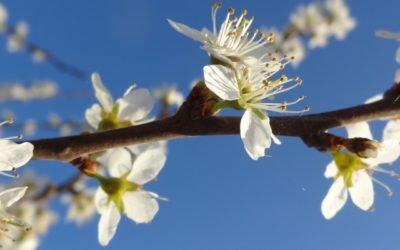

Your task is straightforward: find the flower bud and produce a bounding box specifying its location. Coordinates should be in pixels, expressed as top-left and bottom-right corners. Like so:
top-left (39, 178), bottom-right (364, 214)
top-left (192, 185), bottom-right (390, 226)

top-left (343, 137), bottom-right (380, 158)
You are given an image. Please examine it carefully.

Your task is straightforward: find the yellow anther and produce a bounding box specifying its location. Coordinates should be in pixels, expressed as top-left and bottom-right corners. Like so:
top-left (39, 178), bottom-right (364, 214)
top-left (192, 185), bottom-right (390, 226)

top-left (212, 2), bottom-right (222, 9)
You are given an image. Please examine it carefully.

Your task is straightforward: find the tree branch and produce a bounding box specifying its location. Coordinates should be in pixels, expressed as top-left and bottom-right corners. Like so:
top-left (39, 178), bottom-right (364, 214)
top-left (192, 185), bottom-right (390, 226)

top-left (28, 83), bottom-right (400, 162)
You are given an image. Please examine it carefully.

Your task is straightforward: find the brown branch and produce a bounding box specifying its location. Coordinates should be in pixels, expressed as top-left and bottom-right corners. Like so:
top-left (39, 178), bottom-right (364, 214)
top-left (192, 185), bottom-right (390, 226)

top-left (33, 172), bottom-right (85, 201)
top-left (5, 25), bottom-right (89, 80)
top-left (28, 83), bottom-right (400, 162)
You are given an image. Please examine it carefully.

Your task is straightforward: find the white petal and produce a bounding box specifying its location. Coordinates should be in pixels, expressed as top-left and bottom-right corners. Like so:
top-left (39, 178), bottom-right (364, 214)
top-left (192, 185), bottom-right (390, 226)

top-left (94, 187), bottom-right (110, 214)
top-left (167, 19), bottom-right (207, 43)
top-left (106, 148), bottom-right (132, 178)
top-left (0, 186), bottom-right (27, 208)
top-left (92, 72), bottom-right (114, 112)
top-left (383, 119), bottom-right (400, 143)
top-left (117, 88), bottom-right (154, 124)
top-left (203, 65), bottom-right (240, 101)
top-left (85, 104), bottom-right (102, 130)
top-left (122, 191), bottom-right (159, 224)
top-left (375, 30), bottom-right (400, 41)
top-left (98, 204), bottom-right (121, 246)
top-left (395, 69), bottom-right (400, 82)
top-left (348, 170), bottom-right (374, 211)
top-left (365, 94), bottom-right (383, 104)
top-left (324, 161), bottom-right (338, 178)
top-left (365, 139), bottom-right (400, 166)
top-left (240, 110), bottom-right (273, 160)
top-left (128, 141), bottom-right (167, 156)
top-left (127, 148), bottom-right (166, 185)
top-left (321, 178), bottom-right (348, 220)
top-left (345, 122), bottom-right (373, 139)
top-left (396, 47), bottom-right (400, 64)
top-left (0, 140), bottom-right (33, 171)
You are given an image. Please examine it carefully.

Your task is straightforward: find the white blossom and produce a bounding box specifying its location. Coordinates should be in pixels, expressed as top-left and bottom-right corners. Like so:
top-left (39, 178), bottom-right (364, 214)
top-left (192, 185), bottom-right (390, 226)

top-left (0, 186), bottom-right (31, 247)
top-left (0, 120), bottom-right (34, 176)
top-left (168, 3), bottom-right (274, 64)
top-left (62, 183), bottom-right (96, 226)
top-left (325, 0), bottom-right (356, 40)
top-left (5, 200), bottom-right (58, 250)
top-left (94, 142), bottom-right (166, 246)
top-left (203, 60), bottom-right (305, 160)
top-left (85, 73), bottom-right (154, 131)
top-left (290, 0), bottom-right (355, 49)
top-left (7, 21), bottom-right (28, 52)
top-left (0, 81), bottom-right (58, 102)
top-left (153, 84), bottom-right (184, 107)
top-left (321, 121), bottom-right (400, 219)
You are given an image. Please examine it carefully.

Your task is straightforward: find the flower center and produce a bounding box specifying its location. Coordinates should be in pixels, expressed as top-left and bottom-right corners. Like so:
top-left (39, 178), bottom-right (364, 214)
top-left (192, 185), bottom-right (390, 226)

top-left (97, 175), bottom-right (140, 212)
top-left (332, 152), bottom-right (367, 188)
top-left (98, 104), bottom-right (132, 131)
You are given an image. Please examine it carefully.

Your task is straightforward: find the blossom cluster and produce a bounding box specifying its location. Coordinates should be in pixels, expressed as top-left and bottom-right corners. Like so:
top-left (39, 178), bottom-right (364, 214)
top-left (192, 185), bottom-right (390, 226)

top-left (0, 120), bottom-right (35, 248)
top-left (85, 73), bottom-right (168, 246)
top-left (261, 0), bottom-right (356, 67)
top-left (290, 0), bottom-right (356, 49)
top-left (0, 81), bottom-right (57, 102)
top-left (169, 3), bottom-right (307, 160)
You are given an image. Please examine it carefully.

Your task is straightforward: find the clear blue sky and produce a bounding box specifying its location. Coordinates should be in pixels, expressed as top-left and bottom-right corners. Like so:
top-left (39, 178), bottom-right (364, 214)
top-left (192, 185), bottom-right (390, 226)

top-left (1, 0), bottom-right (400, 249)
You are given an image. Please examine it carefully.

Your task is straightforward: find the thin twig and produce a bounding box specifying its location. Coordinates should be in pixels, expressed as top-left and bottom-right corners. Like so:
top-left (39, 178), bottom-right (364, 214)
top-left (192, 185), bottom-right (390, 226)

top-left (5, 25), bottom-right (89, 80)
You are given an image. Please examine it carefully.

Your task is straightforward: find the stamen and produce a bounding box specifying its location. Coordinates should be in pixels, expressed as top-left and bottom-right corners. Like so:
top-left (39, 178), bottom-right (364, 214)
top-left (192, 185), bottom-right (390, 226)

top-left (0, 118), bottom-right (14, 127)
top-left (373, 166), bottom-right (400, 178)
top-left (212, 2), bottom-right (222, 9)
top-left (1, 134), bottom-right (23, 140)
top-left (0, 170), bottom-right (19, 178)
top-left (372, 177), bottom-right (393, 196)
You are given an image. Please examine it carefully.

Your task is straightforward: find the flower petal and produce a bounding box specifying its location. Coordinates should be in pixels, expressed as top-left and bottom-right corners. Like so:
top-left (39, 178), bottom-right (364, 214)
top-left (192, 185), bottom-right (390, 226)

top-left (375, 30), bottom-right (400, 41)
top-left (395, 69), bottom-right (400, 83)
top-left (383, 119), bottom-right (400, 143)
top-left (128, 141), bottom-right (167, 156)
top-left (0, 140), bottom-right (33, 171)
top-left (321, 178), bottom-right (348, 220)
top-left (345, 122), bottom-right (373, 140)
top-left (127, 148), bottom-right (166, 185)
top-left (365, 94), bottom-right (383, 104)
top-left (203, 65), bottom-right (240, 101)
top-left (167, 19), bottom-right (207, 43)
top-left (117, 88), bottom-right (154, 124)
top-left (106, 148), bottom-right (132, 178)
top-left (240, 110), bottom-right (273, 160)
top-left (122, 191), bottom-right (159, 224)
top-left (98, 203), bottom-right (121, 246)
top-left (92, 73), bottom-right (114, 112)
top-left (365, 139), bottom-right (400, 166)
top-left (85, 104), bottom-right (102, 129)
top-left (94, 187), bottom-right (110, 214)
top-left (348, 169), bottom-right (374, 211)
top-left (324, 161), bottom-right (338, 178)
top-left (0, 186), bottom-right (27, 208)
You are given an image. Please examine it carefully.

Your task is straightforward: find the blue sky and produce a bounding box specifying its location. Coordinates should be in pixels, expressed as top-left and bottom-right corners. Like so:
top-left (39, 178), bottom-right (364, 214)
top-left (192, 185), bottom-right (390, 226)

top-left (1, 0), bottom-right (400, 249)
